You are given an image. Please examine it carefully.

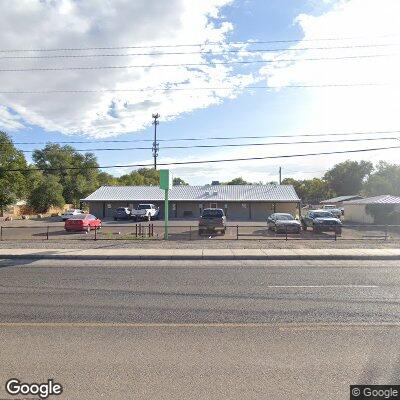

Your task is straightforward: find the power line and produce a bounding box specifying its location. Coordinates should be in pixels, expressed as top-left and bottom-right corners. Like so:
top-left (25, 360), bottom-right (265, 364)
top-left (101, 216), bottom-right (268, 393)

top-left (13, 136), bottom-right (400, 153)
top-left (7, 129), bottom-right (400, 146)
top-left (4, 144), bottom-right (400, 172)
top-left (0, 83), bottom-right (393, 95)
top-left (0, 53), bottom-right (395, 72)
top-left (0, 43), bottom-right (397, 59)
top-left (0, 34), bottom-right (397, 52)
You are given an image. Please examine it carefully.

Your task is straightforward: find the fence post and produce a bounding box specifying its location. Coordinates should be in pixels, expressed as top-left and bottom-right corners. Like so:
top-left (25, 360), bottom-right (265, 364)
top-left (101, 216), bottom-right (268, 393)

top-left (236, 225), bottom-right (239, 240)
top-left (334, 229), bottom-right (337, 241)
top-left (135, 224), bottom-right (138, 238)
top-left (46, 226), bottom-right (49, 240)
top-left (189, 225), bottom-right (192, 241)
top-left (94, 226), bottom-right (97, 241)
top-left (0, 226), bottom-right (2, 241)
top-left (285, 225), bottom-right (288, 241)
top-left (385, 225), bottom-right (388, 241)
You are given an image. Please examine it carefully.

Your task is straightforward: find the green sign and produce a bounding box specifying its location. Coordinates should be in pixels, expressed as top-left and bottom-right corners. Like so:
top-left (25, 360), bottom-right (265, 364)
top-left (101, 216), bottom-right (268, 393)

top-left (159, 169), bottom-right (170, 239)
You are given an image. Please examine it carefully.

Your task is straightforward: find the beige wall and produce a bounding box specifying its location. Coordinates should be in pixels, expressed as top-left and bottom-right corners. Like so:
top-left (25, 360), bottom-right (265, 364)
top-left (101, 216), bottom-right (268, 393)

top-left (343, 204), bottom-right (374, 224)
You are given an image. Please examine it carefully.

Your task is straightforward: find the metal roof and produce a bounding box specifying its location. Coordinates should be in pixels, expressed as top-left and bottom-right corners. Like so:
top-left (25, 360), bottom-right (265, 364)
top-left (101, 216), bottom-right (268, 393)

top-left (82, 185), bottom-right (300, 202)
top-left (321, 195), bottom-right (363, 203)
top-left (343, 195), bottom-right (400, 205)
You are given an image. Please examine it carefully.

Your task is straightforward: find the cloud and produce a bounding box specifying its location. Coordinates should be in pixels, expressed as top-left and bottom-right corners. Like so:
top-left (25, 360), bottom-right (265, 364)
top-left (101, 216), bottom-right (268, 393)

top-left (0, 106), bottom-right (25, 131)
top-left (0, 0), bottom-right (257, 138)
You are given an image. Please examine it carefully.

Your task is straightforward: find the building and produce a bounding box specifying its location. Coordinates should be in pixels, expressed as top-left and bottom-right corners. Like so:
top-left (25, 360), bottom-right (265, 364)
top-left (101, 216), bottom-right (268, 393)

top-left (343, 195), bottom-right (400, 223)
top-left (320, 195), bottom-right (363, 207)
top-left (82, 184), bottom-right (301, 220)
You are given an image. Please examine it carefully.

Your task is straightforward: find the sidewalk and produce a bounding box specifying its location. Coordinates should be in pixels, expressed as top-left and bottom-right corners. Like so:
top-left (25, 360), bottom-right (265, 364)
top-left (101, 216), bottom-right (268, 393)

top-left (1, 248), bottom-right (400, 260)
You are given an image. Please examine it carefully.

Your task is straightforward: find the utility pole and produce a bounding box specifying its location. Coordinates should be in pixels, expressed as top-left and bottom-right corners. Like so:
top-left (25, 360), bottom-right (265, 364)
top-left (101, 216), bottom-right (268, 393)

top-left (152, 113), bottom-right (160, 170)
top-left (279, 166), bottom-right (282, 185)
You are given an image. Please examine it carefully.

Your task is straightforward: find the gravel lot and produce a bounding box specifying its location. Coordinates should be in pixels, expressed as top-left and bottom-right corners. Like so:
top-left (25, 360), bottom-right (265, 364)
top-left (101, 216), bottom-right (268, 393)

top-left (0, 217), bottom-right (398, 249)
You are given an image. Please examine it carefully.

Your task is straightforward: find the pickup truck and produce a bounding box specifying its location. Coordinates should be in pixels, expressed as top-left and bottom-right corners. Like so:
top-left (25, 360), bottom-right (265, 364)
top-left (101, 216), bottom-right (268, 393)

top-left (131, 204), bottom-right (159, 221)
top-left (301, 210), bottom-right (342, 234)
top-left (198, 208), bottom-right (227, 235)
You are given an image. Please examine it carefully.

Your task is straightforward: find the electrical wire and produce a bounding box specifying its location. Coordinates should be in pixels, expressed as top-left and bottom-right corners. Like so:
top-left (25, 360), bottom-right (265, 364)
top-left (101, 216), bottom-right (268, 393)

top-left (0, 83), bottom-right (393, 94)
top-left (0, 34), bottom-right (397, 52)
top-left (0, 53), bottom-right (395, 72)
top-left (6, 129), bottom-right (400, 146)
top-left (0, 43), bottom-right (397, 59)
top-left (3, 144), bottom-right (400, 172)
top-left (14, 135), bottom-right (400, 153)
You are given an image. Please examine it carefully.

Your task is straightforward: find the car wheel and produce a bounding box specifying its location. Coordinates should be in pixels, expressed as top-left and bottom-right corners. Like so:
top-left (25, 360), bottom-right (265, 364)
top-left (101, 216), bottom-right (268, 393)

top-left (313, 226), bottom-right (320, 233)
top-left (302, 224), bottom-right (307, 231)
top-left (114, 217), bottom-right (117, 221)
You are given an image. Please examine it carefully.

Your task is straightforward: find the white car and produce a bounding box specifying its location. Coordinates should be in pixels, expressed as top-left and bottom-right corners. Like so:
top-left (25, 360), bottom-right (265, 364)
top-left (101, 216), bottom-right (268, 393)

top-left (61, 209), bottom-right (84, 221)
top-left (131, 204), bottom-right (159, 221)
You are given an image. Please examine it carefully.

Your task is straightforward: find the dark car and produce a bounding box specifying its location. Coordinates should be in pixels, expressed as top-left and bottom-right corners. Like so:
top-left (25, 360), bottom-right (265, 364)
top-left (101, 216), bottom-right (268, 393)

top-left (301, 210), bottom-right (342, 234)
top-left (113, 207), bottom-right (131, 221)
top-left (267, 213), bottom-right (301, 234)
top-left (199, 208), bottom-right (227, 235)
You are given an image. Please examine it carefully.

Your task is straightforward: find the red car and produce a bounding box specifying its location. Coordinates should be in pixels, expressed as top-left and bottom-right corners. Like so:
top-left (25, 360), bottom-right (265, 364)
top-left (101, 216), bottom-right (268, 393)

top-left (65, 214), bottom-right (102, 232)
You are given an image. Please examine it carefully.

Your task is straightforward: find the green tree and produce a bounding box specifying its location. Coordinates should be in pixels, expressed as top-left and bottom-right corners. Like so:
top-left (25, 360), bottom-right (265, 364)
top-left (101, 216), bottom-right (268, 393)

top-left (28, 175), bottom-right (65, 213)
top-left (0, 132), bottom-right (29, 216)
top-left (225, 177), bottom-right (250, 185)
top-left (282, 177), bottom-right (333, 203)
top-left (173, 177), bottom-right (188, 186)
top-left (32, 144), bottom-right (100, 206)
top-left (118, 168), bottom-right (159, 186)
top-left (97, 172), bottom-right (118, 186)
top-left (363, 161), bottom-right (400, 196)
top-left (324, 160), bottom-right (373, 196)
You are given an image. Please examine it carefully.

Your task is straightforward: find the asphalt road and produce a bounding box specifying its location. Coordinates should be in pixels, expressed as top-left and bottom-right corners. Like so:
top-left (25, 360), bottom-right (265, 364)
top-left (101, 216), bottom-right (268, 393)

top-left (0, 259), bottom-right (400, 399)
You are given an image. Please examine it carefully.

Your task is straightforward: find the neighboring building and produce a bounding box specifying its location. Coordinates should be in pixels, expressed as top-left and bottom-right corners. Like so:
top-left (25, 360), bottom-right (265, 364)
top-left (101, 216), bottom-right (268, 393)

top-left (320, 195), bottom-right (363, 207)
top-left (82, 184), bottom-right (301, 220)
top-left (343, 195), bottom-right (400, 224)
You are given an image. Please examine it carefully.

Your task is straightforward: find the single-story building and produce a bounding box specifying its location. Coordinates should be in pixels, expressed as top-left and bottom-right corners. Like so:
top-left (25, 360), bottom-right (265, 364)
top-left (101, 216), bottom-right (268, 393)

top-left (343, 195), bottom-right (400, 224)
top-left (321, 195), bottom-right (363, 207)
top-left (82, 184), bottom-right (301, 220)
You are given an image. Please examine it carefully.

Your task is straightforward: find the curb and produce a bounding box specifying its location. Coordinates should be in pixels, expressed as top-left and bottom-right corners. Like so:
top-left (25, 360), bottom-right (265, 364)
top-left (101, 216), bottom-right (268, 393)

top-left (1, 254), bottom-right (400, 261)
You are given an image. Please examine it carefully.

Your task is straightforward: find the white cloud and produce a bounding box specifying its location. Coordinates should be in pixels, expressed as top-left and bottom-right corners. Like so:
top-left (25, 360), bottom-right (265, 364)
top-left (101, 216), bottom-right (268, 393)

top-left (0, 0), bottom-right (256, 138)
top-left (0, 106), bottom-right (25, 131)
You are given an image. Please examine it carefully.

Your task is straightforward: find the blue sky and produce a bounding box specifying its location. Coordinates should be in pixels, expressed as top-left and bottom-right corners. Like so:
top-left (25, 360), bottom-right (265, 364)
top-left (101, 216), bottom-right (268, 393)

top-left (1, 0), bottom-right (400, 184)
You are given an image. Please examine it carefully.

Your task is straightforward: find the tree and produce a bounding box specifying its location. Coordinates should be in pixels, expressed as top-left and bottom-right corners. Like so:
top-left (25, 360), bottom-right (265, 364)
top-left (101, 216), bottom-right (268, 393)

top-left (97, 172), bottom-right (118, 186)
top-left (225, 177), bottom-right (250, 185)
top-left (28, 175), bottom-right (65, 213)
top-left (0, 132), bottom-right (29, 216)
top-left (363, 161), bottom-right (400, 196)
top-left (173, 177), bottom-right (188, 186)
top-left (118, 168), bottom-right (159, 186)
top-left (282, 177), bottom-right (333, 204)
top-left (32, 144), bottom-right (100, 206)
top-left (324, 160), bottom-right (373, 196)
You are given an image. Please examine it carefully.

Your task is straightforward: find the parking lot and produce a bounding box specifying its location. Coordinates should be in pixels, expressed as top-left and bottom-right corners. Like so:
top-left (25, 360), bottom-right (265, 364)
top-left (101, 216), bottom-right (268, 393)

top-left (0, 217), bottom-right (399, 241)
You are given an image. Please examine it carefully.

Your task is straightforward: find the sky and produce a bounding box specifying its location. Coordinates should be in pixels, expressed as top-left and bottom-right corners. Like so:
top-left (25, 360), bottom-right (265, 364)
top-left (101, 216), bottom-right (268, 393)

top-left (1, 0), bottom-right (400, 184)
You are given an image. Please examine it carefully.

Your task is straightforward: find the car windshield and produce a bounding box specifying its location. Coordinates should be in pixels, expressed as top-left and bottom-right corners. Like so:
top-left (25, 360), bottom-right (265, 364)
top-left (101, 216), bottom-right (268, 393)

top-left (116, 208), bottom-right (127, 212)
top-left (313, 212), bottom-right (334, 218)
top-left (275, 214), bottom-right (294, 221)
top-left (137, 204), bottom-right (151, 210)
top-left (68, 214), bottom-right (86, 220)
top-left (202, 209), bottom-right (224, 218)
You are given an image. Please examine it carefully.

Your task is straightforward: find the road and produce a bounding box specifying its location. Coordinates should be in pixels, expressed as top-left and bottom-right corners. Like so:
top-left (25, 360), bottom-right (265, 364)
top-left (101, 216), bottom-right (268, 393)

top-left (0, 259), bottom-right (400, 399)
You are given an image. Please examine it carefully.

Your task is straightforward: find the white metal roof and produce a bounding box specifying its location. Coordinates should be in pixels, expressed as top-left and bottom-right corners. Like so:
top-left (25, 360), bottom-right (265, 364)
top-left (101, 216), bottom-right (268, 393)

top-left (321, 195), bottom-right (363, 203)
top-left (82, 185), bottom-right (300, 202)
top-left (343, 195), bottom-right (400, 205)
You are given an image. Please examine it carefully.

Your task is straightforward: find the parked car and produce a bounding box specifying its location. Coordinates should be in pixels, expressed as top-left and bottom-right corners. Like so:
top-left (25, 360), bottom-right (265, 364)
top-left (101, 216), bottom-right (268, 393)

top-left (322, 204), bottom-right (342, 218)
top-left (301, 210), bottom-right (342, 234)
top-left (61, 209), bottom-right (84, 221)
top-left (65, 214), bottom-right (102, 232)
top-left (113, 207), bottom-right (131, 221)
top-left (267, 213), bottom-right (301, 234)
top-left (131, 204), bottom-right (159, 221)
top-left (199, 208), bottom-right (227, 235)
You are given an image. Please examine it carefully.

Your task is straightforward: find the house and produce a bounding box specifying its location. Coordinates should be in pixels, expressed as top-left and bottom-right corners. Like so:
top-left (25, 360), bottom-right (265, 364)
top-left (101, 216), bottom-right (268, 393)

top-left (343, 195), bottom-right (400, 224)
top-left (82, 184), bottom-right (301, 220)
top-left (320, 195), bottom-right (363, 208)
